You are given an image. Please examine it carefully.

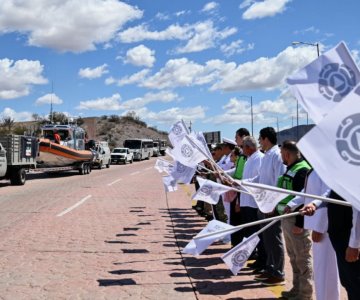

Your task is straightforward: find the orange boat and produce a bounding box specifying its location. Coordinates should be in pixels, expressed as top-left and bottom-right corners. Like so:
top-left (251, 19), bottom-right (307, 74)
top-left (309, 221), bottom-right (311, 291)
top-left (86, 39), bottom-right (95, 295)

top-left (36, 124), bottom-right (95, 167)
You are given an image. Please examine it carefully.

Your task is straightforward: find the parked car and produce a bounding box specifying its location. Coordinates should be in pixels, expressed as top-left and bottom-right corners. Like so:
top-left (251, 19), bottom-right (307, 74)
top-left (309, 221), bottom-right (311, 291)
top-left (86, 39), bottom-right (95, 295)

top-left (111, 147), bottom-right (133, 164)
top-left (93, 141), bottom-right (111, 169)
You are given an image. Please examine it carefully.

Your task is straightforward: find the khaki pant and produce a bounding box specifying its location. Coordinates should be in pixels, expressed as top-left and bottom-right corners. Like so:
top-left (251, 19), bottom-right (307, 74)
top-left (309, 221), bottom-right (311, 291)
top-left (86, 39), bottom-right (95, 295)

top-left (282, 217), bottom-right (313, 298)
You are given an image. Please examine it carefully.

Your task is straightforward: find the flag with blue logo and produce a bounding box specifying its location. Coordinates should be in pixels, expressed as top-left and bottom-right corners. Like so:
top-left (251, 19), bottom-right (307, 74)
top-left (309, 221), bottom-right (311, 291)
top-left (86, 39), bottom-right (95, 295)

top-left (287, 41), bottom-right (360, 124)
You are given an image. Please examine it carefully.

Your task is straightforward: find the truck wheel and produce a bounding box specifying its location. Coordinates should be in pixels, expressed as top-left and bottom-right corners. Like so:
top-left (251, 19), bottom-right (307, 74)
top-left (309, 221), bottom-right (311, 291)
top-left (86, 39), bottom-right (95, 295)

top-left (10, 168), bottom-right (26, 185)
top-left (98, 161), bottom-right (103, 169)
top-left (106, 160), bottom-right (110, 168)
top-left (147, 153), bottom-right (150, 160)
top-left (79, 164), bottom-right (85, 175)
top-left (85, 164), bottom-right (90, 174)
top-left (130, 158), bottom-right (133, 164)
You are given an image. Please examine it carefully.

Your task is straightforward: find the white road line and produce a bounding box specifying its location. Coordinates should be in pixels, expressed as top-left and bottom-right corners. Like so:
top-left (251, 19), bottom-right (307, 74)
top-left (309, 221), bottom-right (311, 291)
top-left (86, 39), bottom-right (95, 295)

top-left (107, 178), bottom-right (123, 186)
top-left (130, 171), bottom-right (140, 176)
top-left (57, 195), bottom-right (92, 217)
top-left (144, 167), bottom-right (153, 171)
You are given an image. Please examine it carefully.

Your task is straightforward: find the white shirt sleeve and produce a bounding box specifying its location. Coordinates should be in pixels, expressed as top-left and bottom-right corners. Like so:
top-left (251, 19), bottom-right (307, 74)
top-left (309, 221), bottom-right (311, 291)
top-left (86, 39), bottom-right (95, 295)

top-left (349, 208), bottom-right (360, 248)
top-left (287, 194), bottom-right (305, 210)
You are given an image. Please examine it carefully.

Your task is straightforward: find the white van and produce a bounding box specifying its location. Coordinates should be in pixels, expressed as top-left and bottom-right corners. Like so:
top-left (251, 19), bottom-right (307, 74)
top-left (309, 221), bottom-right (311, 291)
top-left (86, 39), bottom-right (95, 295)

top-left (93, 141), bottom-right (111, 169)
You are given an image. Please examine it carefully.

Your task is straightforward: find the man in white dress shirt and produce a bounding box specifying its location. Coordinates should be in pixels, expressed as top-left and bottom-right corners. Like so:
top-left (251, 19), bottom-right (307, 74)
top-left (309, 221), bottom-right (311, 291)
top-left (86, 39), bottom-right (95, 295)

top-left (252, 127), bottom-right (287, 286)
top-left (238, 136), bottom-right (264, 252)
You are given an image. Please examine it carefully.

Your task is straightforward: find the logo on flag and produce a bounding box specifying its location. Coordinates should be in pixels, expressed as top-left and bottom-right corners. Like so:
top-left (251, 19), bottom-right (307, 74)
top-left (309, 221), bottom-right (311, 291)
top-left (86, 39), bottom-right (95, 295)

top-left (231, 249), bottom-right (250, 267)
top-left (177, 163), bottom-right (186, 173)
top-left (181, 144), bottom-right (194, 158)
top-left (172, 124), bottom-right (183, 136)
top-left (199, 185), bottom-right (213, 196)
top-left (336, 113), bottom-right (360, 165)
top-left (319, 63), bottom-right (357, 102)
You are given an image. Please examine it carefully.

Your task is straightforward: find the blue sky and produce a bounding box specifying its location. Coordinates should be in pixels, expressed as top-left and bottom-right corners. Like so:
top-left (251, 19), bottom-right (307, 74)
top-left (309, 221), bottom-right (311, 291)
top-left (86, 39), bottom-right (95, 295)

top-left (0, 0), bottom-right (359, 139)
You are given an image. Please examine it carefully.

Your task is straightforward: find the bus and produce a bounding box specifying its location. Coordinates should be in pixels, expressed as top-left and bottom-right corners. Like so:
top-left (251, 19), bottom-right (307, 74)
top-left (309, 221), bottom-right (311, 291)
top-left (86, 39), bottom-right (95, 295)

top-left (123, 138), bottom-right (154, 161)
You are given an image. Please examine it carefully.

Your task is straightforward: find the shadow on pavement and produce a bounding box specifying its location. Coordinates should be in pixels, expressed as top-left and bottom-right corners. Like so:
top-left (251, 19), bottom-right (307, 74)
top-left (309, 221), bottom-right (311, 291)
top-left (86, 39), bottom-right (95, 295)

top-left (97, 279), bottom-right (136, 286)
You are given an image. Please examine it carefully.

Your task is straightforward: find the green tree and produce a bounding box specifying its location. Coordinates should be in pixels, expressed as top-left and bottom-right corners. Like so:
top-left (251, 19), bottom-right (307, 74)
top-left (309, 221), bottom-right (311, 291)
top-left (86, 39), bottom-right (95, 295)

top-left (50, 111), bottom-right (68, 124)
top-left (1, 117), bottom-right (15, 133)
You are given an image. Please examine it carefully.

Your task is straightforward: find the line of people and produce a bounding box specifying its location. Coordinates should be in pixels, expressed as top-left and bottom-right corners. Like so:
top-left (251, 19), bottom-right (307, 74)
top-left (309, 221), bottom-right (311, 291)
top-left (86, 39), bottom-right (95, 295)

top-left (192, 126), bottom-right (360, 300)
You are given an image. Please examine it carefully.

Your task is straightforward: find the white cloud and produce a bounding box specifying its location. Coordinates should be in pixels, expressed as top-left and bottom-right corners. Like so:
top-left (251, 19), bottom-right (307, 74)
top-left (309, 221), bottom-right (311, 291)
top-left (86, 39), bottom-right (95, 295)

top-left (201, 2), bottom-right (219, 13)
top-left (125, 45), bottom-right (155, 67)
top-left (35, 93), bottom-right (63, 106)
top-left (117, 69), bottom-right (150, 86)
top-left (118, 23), bottom-right (190, 43)
top-left (105, 76), bottom-right (116, 85)
top-left (0, 0), bottom-right (143, 52)
top-left (0, 107), bottom-right (33, 121)
top-left (220, 40), bottom-right (254, 57)
top-left (175, 20), bottom-right (237, 54)
top-left (0, 58), bottom-right (47, 99)
top-left (129, 106), bottom-right (206, 124)
top-left (206, 90), bottom-right (294, 125)
top-left (175, 10), bottom-right (190, 17)
top-left (241, 0), bottom-right (291, 20)
top-left (76, 93), bottom-right (121, 110)
top-left (155, 12), bottom-right (170, 21)
top-left (120, 91), bottom-right (179, 110)
top-left (118, 20), bottom-right (236, 54)
top-left (78, 64), bottom-right (108, 79)
top-left (293, 26), bottom-right (320, 35)
top-left (141, 58), bottom-right (236, 89)
top-left (210, 46), bottom-right (317, 91)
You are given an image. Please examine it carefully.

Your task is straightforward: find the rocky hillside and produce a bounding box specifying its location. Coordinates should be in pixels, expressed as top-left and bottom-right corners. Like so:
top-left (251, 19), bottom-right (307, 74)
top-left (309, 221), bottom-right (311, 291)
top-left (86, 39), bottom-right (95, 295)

top-left (81, 115), bottom-right (168, 148)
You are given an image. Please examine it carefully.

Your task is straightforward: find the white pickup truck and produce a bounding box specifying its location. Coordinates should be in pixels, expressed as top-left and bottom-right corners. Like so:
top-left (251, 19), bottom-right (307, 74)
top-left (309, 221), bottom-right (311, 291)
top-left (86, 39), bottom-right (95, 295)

top-left (111, 147), bottom-right (133, 164)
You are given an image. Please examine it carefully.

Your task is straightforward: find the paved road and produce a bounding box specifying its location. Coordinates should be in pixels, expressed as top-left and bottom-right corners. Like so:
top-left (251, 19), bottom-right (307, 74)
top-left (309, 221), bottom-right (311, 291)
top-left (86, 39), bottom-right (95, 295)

top-left (0, 159), bottom-right (346, 299)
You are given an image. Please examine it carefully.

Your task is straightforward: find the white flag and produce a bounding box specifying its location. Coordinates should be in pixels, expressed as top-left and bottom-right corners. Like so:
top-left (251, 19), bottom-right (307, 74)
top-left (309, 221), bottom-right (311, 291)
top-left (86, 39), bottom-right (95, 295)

top-left (244, 184), bottom-right (288, 213)
top-left (170, 161), bottom-right (196, 184)
top-left (287, 41), bottom-right (360, 124)
top-left (189, 131), bottom-right (212, 159)
top-left (221, 235), bottom-right (260, 275)
top-left (162, 175), bottom-right (178, 192)
top-left (171, 136), bottom-right (208, 167)
top-left (154, 158), bottom-right (173, 174)
top-left (168, 120), bottom-right (189, 147)
top-left (192, 177), bottom-right (233, 205)
top-left (298, 85), bottom-right (360, 211)
top-left (182, 220), bottom-right (234, 256)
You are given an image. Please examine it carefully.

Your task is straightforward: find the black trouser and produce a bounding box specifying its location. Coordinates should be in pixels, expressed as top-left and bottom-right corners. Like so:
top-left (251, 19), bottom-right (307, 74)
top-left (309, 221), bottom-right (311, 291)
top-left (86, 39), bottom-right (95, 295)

top-left (329, 234), bottom-right (360, 300)
top-left (230, 195), bottom-right (241, 246)
top-left (258, 210), bottom-right (284, 278)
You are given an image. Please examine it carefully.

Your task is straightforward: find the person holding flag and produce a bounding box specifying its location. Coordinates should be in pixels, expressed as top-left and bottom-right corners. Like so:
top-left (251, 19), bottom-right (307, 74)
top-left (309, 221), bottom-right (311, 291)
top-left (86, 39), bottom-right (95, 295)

top-left (276, 141), bottom-right (313, 299)
top-left (227, 128), bottom-right (250, 247)
top-left (251, 127), bottom-right (286, 286)
top-left (237, 136), bottom-right (264, 260)
top-left (301, 192), bottom-right (360, 300)
top-left (285, 170), bottom-right (340, 300)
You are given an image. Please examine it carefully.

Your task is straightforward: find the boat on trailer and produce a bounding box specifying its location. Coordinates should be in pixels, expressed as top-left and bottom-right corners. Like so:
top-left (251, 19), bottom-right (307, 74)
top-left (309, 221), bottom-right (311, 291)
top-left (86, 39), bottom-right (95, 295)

top-left (37, 124), bottom-right (95, 168)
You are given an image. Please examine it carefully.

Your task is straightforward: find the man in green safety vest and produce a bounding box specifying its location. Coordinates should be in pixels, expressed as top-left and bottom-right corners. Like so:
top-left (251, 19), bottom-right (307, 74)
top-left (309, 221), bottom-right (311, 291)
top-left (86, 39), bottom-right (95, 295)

top-left (278, 140), bottom-right (313, 300)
